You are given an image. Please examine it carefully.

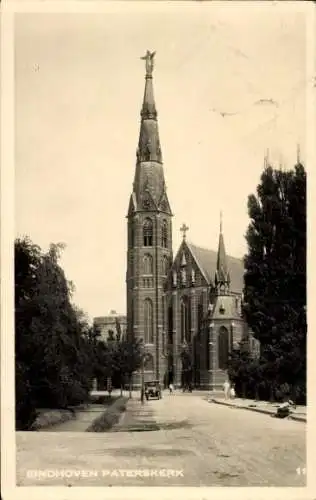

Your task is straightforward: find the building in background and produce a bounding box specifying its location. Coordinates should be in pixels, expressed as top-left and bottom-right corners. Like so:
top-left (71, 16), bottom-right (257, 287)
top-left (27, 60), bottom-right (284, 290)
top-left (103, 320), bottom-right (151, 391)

top-left (93, 310), bottom-right (127, 343)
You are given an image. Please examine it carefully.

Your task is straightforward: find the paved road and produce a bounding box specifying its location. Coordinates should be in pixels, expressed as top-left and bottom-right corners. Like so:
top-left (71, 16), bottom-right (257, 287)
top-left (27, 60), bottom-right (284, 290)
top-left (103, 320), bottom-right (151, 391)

top-left (16, 392), bottom-right (306, 486)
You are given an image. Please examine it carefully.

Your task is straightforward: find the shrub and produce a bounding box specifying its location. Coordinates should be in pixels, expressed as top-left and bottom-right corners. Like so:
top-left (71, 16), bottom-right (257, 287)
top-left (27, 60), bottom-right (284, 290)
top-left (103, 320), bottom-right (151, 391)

top-left (86, 397), bottom-right (127, 432)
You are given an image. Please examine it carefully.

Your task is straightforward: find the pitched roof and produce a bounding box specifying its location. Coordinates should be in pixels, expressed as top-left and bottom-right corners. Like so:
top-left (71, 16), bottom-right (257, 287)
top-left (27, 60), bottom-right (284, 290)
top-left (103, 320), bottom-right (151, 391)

top-left (186, 241), bottom-right (244, 293)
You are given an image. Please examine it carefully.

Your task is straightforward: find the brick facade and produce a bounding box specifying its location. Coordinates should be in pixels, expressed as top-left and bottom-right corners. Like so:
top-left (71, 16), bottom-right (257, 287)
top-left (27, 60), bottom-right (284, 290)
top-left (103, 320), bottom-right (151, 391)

top-left (126, 210), bottom-right (172, 387)
top-left (162, 240), bottom-right (252, 390)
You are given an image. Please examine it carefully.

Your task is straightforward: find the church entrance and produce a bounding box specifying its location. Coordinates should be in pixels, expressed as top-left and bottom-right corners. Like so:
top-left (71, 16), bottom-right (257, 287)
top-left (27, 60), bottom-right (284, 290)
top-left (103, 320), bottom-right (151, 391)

top-left (193, 336), bottom-right (200, 387)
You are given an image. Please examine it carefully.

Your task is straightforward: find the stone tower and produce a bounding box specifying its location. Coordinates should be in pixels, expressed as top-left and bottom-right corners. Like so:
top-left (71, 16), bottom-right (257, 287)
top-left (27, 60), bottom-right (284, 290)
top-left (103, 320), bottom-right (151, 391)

top-left (209, 213), bottom-right (244, 389)
top-left (126, 51), bottom-right (173, 387)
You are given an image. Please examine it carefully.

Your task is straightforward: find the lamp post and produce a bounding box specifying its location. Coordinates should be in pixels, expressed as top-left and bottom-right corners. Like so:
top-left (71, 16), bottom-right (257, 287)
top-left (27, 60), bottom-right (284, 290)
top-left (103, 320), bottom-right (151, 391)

top-left (208, 322), bottom-right (215, 344)
top-left (140, 354), bottom-right (145, 404)
top-left (181, 340), bottom-right (188, 390)
top-left (207, 300), bottom-right (214, 391)
top-left (207, 303), bottom-right (214, 347)
top-left (140, 351), bottom-right (151, 404)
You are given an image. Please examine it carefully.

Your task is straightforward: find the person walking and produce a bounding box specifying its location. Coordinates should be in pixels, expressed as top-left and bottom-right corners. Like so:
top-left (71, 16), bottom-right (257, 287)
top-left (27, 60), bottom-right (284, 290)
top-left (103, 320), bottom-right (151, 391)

top-left (230, 385), bottom-right (236, 399)
top-left (169, 383), bottom-right (174, 394)
top-left (223, 379), bottom-right (230, 400)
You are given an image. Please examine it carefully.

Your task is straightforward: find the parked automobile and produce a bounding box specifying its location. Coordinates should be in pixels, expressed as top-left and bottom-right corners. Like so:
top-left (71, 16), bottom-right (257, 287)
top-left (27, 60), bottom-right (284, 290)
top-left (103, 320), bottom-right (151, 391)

top-left (144, 380), bottom-right (161, 400)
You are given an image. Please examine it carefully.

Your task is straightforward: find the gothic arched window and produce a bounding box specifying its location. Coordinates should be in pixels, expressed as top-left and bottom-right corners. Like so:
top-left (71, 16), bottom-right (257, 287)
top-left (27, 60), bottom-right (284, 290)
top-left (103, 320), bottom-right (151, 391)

top-left (130, 298), bottom-right (134, 337)
top-left (218, 326), bottom-right (229, 370)
top-left (144, 298), bottom-right (154, 344)
top-left (161, 219), bottom-right (168, 248)
top-left (143, 218), bottom-right (153, 247)
top-left (129, 223), bottom-right (135, 247)
top-left (143, 254), bottom-right (153, 274)
top-left (180, 295), bottom-right (191, 344)
top-left (168, 305), bottom-right (173, 344)
top-left (162, 255), bottom-right (169, 276)
top-left (197, 301), bottom-right (203, 334)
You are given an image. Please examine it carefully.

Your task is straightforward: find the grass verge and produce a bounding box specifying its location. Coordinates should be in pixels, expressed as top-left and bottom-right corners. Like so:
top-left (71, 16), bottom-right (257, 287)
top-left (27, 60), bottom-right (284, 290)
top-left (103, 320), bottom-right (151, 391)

top-left (86, 396), bottom-right (128, 432)
top-left (30, 409), bottom-right (75, 430)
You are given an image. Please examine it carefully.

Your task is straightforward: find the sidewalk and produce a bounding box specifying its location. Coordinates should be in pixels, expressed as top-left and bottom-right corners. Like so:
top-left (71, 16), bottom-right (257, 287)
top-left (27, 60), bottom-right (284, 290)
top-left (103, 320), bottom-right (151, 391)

top-left (209, 397), bottom-right (307, 422)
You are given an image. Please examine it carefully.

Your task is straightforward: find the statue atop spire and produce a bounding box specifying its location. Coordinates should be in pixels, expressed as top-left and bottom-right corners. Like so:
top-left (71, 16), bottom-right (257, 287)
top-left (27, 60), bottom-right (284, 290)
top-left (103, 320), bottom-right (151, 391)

top-left (136, 49), bottom-right (162, 163)
top-left (140, 50), bottom-right (156, 76)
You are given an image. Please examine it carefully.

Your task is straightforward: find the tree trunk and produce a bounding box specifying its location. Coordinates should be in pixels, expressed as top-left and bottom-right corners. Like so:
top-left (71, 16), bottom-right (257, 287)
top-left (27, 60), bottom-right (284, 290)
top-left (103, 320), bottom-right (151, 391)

top-left (242, 382), bottom-right (246, 399)
top-left (269, 383), bottom-right (275, 402)
top-left (290, 383), bottom-right (295, 403)
top-left (255, 384), bottom-right (259, 401)
top-left (129, 375), bottom-right (132, 399)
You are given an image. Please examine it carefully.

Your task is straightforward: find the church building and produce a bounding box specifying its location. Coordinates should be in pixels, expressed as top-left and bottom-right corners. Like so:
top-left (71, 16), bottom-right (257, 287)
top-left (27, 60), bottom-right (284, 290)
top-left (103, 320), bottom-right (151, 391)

top-left (126, 51), bottom-right (255, 389)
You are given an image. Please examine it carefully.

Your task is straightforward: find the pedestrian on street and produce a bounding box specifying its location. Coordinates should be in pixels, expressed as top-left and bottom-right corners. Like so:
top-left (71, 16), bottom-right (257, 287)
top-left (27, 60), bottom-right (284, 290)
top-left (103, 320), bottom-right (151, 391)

top-left (223, 379), bottom-right (230, 400)
top-left (169, 383), bottom-right (174, 394)
top-left (230, 385), bottom-right (236, 399)
top-left (276, 399), bottom-right (296, 418)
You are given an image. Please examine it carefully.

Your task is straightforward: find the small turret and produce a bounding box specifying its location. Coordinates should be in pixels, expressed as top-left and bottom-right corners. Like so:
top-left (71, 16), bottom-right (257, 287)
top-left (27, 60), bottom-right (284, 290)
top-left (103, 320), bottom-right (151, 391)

top-left (215, 211), bottom-right (230, 294)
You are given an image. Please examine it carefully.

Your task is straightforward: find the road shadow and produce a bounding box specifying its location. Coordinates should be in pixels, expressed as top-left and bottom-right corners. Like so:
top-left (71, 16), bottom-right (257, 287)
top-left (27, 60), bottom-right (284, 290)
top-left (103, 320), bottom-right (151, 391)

top-left (111, 420), bottom-right (193, 433)
top-left (108, 447), bottom-right (195, 457)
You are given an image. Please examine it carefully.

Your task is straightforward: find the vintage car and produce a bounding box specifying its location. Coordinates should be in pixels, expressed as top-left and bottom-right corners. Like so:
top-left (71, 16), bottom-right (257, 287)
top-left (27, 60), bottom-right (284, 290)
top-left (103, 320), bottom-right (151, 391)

top-left (144, 380), bottom-right (161, 400)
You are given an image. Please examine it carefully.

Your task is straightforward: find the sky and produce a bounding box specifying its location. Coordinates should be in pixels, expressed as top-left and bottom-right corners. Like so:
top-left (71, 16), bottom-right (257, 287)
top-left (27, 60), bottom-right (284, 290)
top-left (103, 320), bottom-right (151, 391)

top-left (14, 3), bottom-right (307, 321)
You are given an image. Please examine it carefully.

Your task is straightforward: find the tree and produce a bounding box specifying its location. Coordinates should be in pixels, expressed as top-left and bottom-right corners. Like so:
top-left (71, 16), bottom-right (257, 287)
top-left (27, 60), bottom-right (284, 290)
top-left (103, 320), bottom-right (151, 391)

top-left (242, 160), bottom-right (306, 403)
top-left (228, 347), bottom-right (267, 400)
top-left (115, 336), bottom-right (143, 398)
top-left (15, 237), bottom-right (98, 428)
top-left (15, 237), bottom-right (44, 428)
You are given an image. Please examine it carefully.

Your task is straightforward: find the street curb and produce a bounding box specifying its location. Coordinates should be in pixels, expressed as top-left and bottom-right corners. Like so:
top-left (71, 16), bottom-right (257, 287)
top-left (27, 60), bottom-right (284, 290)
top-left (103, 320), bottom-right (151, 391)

top-left (209, 399), bottom-right (306, 422)
top-left (288, 414), bottom-right (306, 423)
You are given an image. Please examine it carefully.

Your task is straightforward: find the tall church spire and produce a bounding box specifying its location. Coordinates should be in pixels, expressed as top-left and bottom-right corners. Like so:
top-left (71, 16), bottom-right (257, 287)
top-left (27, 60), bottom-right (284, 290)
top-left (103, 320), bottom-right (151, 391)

top-left (130, 51), bottom-right (171, 213)
top-left (137, 50), bottom-right (162, 164)
top-left (126, 51), bottom-right (173, 386)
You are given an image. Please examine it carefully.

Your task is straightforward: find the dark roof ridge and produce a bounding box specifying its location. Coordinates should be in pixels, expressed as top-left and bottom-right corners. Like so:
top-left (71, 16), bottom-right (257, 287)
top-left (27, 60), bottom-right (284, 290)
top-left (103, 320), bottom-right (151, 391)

top-left (186, 240), bottom-right (243, 263)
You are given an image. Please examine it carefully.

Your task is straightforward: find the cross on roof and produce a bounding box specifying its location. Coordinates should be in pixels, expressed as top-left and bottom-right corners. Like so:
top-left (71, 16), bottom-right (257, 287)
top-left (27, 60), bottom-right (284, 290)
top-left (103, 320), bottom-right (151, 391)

top-left (180, 223), bottom-right (189, 240)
